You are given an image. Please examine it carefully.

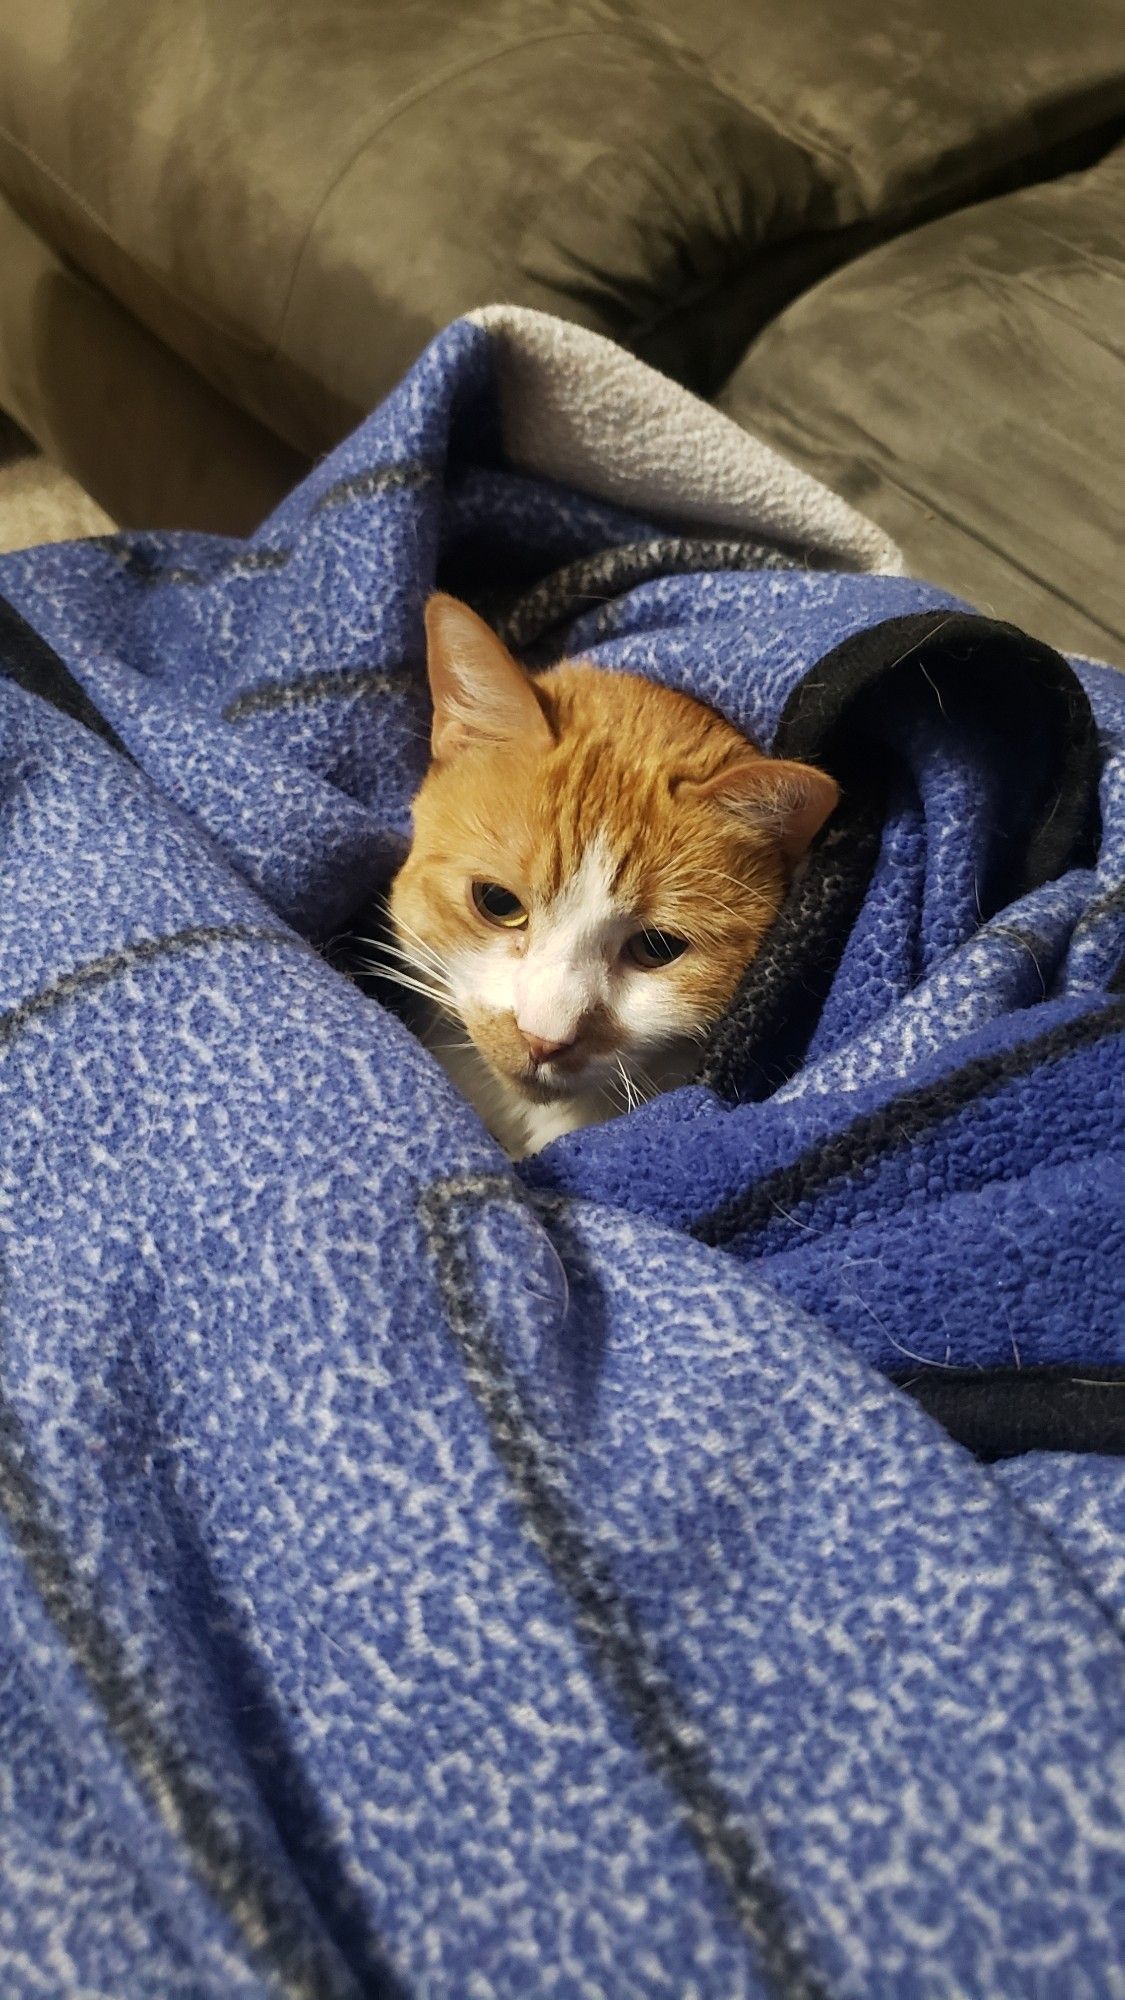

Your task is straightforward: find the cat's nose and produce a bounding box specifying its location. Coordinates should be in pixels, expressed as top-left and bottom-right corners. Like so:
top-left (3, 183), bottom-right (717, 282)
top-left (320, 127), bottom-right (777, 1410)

top-left (520, 1030), bottom-right (576, 1066)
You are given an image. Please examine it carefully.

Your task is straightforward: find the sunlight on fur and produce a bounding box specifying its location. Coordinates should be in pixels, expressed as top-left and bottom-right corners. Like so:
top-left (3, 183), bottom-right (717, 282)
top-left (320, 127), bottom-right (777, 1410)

top-left (384, 594), bottom-right (839, 1157)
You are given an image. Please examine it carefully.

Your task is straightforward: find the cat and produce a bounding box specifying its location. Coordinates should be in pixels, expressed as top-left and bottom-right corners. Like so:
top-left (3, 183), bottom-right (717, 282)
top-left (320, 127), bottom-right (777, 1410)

top-left (384, 593), bottom-right (839, 1158)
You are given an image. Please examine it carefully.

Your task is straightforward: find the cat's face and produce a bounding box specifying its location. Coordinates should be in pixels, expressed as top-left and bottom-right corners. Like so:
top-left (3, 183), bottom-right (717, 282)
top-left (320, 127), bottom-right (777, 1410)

top-left (390, 596), bottom-right (838, 1110)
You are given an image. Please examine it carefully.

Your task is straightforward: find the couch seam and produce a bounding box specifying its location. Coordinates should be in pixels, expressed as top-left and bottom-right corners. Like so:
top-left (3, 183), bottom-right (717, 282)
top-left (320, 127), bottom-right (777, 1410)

top-left (0, 125), bottom-right (272, 352)
top-left (1, 29), bottom-right (650, 361)
top-left (273, 25), bottom-right (669, 352)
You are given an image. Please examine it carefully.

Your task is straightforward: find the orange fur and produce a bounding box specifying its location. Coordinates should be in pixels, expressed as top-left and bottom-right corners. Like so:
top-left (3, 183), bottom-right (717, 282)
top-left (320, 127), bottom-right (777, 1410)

top-left (389, 595), bottom-right (839, 1154)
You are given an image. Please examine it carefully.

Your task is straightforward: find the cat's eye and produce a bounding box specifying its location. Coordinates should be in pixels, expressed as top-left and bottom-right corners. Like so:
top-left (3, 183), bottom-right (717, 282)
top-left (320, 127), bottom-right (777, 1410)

top-left (626, 928), bottom-right (689, 969)
top-left (472, 881), bottom-right (528, 929)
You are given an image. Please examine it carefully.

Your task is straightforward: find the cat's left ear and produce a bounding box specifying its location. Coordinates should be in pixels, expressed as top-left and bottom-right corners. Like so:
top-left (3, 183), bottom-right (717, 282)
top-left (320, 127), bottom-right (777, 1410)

top-left (698, 757), bottom-right (840, 864)
top-left (424, 593), bottom-right (553, 761)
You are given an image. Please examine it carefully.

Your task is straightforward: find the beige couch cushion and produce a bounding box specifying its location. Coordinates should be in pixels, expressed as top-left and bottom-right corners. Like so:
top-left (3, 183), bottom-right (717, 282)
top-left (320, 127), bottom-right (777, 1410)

top-left (2, 0), bottom-right (1121, 459)
top-left (0, 0), bottom-right (815, 453)
top-left (720, 143), bottom-right (1125, 667)
top-left (0, 190), bottom-right (304, 532)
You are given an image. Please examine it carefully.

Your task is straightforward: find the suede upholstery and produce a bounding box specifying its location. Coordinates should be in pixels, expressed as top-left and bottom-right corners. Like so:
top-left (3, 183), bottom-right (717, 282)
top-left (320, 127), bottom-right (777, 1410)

top-left (0, 0), bottom-right (1121, 648)
top-left (0, 191), bottom-right (303, 534)
top-left (721, 144), bottom-right (1125, 666)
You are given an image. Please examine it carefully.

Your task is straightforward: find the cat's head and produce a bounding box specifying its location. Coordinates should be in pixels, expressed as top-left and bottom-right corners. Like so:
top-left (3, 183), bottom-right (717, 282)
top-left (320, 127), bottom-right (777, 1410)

top-left (389, 594), bottom-right (838, 1108)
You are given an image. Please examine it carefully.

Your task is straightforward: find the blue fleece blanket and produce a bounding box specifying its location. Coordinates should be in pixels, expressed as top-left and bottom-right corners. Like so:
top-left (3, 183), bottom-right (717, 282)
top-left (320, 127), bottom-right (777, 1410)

top-left (0, 315), bottom-right (1122, 1997)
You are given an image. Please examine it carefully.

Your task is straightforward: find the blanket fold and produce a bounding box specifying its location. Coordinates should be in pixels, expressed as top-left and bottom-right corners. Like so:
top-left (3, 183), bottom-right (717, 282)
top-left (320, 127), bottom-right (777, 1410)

top-left (0, 308), bottom-right (1122, 1998)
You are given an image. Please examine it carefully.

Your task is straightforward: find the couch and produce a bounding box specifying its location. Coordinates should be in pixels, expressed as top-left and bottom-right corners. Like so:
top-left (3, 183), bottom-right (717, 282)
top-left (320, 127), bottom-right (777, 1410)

top-left (0, 0), bottom-right (1122, 662)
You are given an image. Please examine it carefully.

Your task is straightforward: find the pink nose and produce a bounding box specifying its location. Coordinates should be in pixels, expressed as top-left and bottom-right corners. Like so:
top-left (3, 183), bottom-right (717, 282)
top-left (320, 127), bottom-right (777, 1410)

top-left (520, 1031), bottom-right (576, 1066)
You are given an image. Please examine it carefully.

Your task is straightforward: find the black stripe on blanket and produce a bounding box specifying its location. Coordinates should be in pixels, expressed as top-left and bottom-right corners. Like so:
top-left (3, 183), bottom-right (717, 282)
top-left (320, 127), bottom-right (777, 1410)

top-left (901, 1369), bottom-right (1125, 1461)
top-left (223, 661), bottom-right (416, 721)
top-left (693, 995), bottom-right (1125, 1250)
top-left (0, 1394), bottom-right (390, 1998)
top-left (0, 593), bottom-right (129, 755)
top-left (494, 536), bottom-right (807, 657)
top-left (88, 461), bottom-right (439, 591)
top-left (699, 612), bottom-right (1102, 1102)
top-left (0, 927), bottom-right (309, 1047)
top-left (421, 1172), bottom-right (826, 2000)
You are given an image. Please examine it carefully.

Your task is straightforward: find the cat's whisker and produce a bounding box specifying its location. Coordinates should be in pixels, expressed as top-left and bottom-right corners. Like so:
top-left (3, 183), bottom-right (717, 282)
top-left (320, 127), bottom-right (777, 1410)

top-left (352, 964), bottom-right (444, 1000)
top-left (350, 927), bottom-right (459, 1006)
top-left (614, 1058), bottom-right (642, 1114)
top-left (695, 867), bottom-right (774, 898)
top-left (390, 910), bottom-right (450, 962)
top-left (356, 903), bottom-right (448, 961)
top-left (692, 900), bottom-right (752, 928)
top-left (364, 963), bottom-right (459, 1011)
top-left (357, 921), bottom-right (452, 985)
top-left (669, 882), bottom-right (774, 925)
top-left (383, 594), bottom-right (838, 1156)
top-left (659, 890), bottom-right (771, 930)
top-left (420, 1017), bottom-right (471, 1046)
top-left (625, 1058), bottom-right (660, 1103)
top-left (367, 937), bottom-right (454, 988)
top-left (605, 1060), bottom-right (627, 1111)
top-left (665, 863), bottom-right (777, 912)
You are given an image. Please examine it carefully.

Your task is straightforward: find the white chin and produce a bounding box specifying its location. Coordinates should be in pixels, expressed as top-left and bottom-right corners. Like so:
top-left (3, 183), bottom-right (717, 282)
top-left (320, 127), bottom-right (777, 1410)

top-left (519, 1062), bottom-right (593, 1102)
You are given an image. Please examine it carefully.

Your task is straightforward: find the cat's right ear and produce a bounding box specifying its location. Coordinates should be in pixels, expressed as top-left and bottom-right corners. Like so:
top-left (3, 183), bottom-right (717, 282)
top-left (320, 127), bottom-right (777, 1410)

top-left (424, 594), bottom-right (553, 761)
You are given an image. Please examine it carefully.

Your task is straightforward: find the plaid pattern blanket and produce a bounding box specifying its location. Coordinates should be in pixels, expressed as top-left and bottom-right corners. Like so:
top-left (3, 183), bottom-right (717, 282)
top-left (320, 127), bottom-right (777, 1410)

top-left (0, 310), bottom-right (1121, 1997)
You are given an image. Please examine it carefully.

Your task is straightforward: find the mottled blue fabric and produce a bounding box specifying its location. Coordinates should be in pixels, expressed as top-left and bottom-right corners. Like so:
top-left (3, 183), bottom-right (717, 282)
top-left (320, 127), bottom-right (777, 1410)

top-left (0, 318), bottom-right (1122, 1997)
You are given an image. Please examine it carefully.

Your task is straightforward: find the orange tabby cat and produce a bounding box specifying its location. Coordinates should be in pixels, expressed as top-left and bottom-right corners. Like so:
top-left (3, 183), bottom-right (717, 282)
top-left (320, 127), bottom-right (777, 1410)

top-left (388, 594), bottom-right (839, 1157)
